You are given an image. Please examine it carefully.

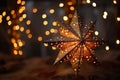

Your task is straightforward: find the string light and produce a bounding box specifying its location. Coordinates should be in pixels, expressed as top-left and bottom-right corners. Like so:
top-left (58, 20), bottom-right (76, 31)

top-left (0, 0), bottom-right (119, 57)
top-left (45, 31), bottom-right (50, 36)
top-left (49, 9), bottom-right (55, 14)
top-left (22, 14), bottom-right (27, 19)
top-left (20, 27), bottom-right (24, 32)
top-left (63, 16), bottom-right (68, 21)
top-left (59, 3), bottom-right (64, 7)
top-left (52, 21), bottom-right (57, 26)
top-left (26, 29), bottom-right (30, 34)
top-left (19, 50), bottom-right (23, 55)
top-left (0, 15), bottom-right (3, 23)
top-left (6, 16), bottom-right (10, 21)
top-left (0, 15), bottom-right (2, 19)
top-left (18, 41), bottom-right (24, 47)
top-left (105, 46), bottom-right (110, 51)
top-left (13, 25), bottom-right (20, 30)
top-left (67, 1), bottom-right (73, 6)
top-left (0, 19), bottom-right (2, 23)
top-left (116, 39), bottom-right (120, 45)
top-left (94, 31), bottom-right (99, 36)
top-left (70, 6), bottom-right (75, 11)
top-left (2, 11), bottom-right (6, 16)
top-left (52, 46), bottom-right (57, 50)
top-left (104, 11), bottom-right (108, 15)
top-left (92, 2), bottom-right (96, 7)
top-left (11, 38), bottom-right (16, 43)
top-left (19, 6), bottom-right (25, 14)
top-left (26, 20), bottom-right (31, 25)
top-left (17, 0), bottom-right (21, 4)
top-left (13, 43), bottom-right (18, 48)
top-left (11, 10), bottom-right (15, 15)
top-left (113, 0), bottom-right (117, 4)
top-left (13, 50), bottom-right (18, 55)
top-left (44, 43), bottom-right (48, 47)
top-left (28, 34), bottom-right (32, 39)
top-left (38, 36), bottom-right (43, 42)
top-left (42, 14), bottom-right (47, 19)
top-left (19, 17), bottom-right (23, 22)
top-left (117, 17), bottom-right (120, 22)
top-left (43, 20), bottom-right (48, 26)
top-left (103, 11), bottom-right (108, 19)
top-left (0, 0), bottom-right (26, 55)
top-left (21, 1), bottom-right (26, 5)
top-left (8, 21), bottom-right (12, 26)
top-left (32, 8), bottom-right (38, 13)
top-left (86, 0), bottom-right (91, 4)
top-left (50, 28), bottom-right (57, 33)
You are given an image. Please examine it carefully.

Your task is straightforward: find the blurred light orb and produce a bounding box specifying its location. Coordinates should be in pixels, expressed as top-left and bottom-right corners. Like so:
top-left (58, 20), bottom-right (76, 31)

top-left (11, 10), bottom-right (15, 15)
top-left (103, 15), bottom-right (107, 19)
top-left (38, 36), bottom-right (43, 42)
top-left (117, 17), bottom-right (120, 21)
top-left (26, 20), bottom-right (31, 25)
top-left (70, 6), bottom-right (75, 11)
top-left (86, 0), bottom-right (91, 4)
top-left (44, 43), bottom-right (48, 47)
top-left (26, 29), bottom-right (30, 34)
top-left (63, 16), bottom-right (68, 21)
top-left (104, 11), bottom-right (108, 16)
top-left (6, 16), bottom-right (10, 21)
top-left (92, 2), bottom-right (96, 7)
top-left (67, 1), bottom-right (73, 6)
top-left (52, 46), bottom-right (57, 50)
top-left (32, 8), bottom-right (38, 13)
top-left (28, 34), bottom-right (32, 39)
top-left (20, 27), bottom-right (24, 32)
top-left (105, 46), bottom-right (110, 51)
top-left (13, 25), bottom-right (20, 30)
top-left (0, 15), bottom-right (2, 19)
top-left (113, 0), bottom-right (117, 4)
top-left (19, 17), bottom-right (23, 22)
top-left (52, 21), bottom-right (57, 26)
top-left (2, 11), bottom-right (6, 16)
top-left (13, 50), bottom-right (18, 55)
top-left (95, 31), bottom-right (99, 36)
top-left (8, 21), bottom-right (12, 25)
top-left (59, 3), bottom-right (64, 7)
top-left (50, 28), bottom-right (55, 33)
top-left (43, 20), bottom-right (48, 26)
top-left (21, 1), bottom-right (26, 5)
top-left (17, 0), bottom-right (21, 4)
top-left (49, 9), bottom-right (55, 14)
top-left (42, 14), bottom-right (47, 19)
top-left (19, 50), bottom-right (23, 55)
top-left (45, 31), bottom-right (50, 36)
top-left (116, 39), bottom-right (120, 44)
top-left (22, 14), bottom-right (27, 19)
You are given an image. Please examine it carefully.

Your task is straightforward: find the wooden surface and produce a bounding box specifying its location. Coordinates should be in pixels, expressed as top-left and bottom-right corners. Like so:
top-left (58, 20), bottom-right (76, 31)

top-left (0, 52), bottom-right (120, 80)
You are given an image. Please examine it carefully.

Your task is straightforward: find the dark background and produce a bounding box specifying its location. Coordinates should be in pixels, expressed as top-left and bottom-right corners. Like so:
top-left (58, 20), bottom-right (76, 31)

top-left (0, 0), bottom-right (120, 80)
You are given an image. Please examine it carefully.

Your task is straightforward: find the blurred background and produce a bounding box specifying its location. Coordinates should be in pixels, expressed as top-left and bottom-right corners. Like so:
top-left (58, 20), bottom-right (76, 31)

top-left (0, 0), bottom-right (120, 57)
top-left (0, 0), bottom-right (120, 80)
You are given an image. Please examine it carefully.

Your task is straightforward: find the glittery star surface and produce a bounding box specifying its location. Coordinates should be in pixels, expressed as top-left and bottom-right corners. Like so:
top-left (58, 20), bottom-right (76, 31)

top-left (45, 11), bottom-right (104, 74)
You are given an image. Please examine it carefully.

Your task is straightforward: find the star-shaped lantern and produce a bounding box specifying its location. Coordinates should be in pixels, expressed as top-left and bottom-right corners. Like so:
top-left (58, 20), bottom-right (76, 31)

top-left (45, 10), bottom-right (104, 75)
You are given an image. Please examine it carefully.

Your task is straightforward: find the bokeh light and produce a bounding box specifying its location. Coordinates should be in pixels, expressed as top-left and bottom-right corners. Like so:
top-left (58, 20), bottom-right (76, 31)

top-left (49, 9), bottom-right (55, 14)
top-left (59, 3), bottom-right (64, 7)
top-left (92, 2), bottom-right (96, 7)
top-left (105, 46), bottom-right (110, 51)
top-left (63, 16), bottom-right (68, 21)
